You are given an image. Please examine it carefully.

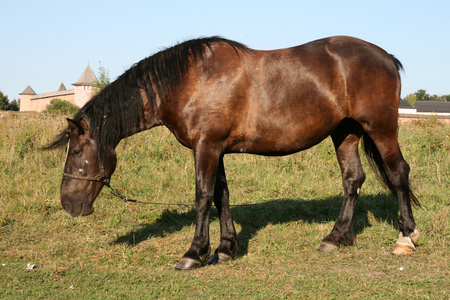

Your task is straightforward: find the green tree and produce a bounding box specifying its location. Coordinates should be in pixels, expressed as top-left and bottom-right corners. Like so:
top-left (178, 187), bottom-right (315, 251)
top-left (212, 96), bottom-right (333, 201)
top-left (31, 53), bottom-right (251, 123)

top-left (92, 62), bottom-right (110, 95)
top-left (0, 91), bottom-right (20, 111)
top-left (414, 89), bottom-right (431, 101)
top-left (43, 98), bottom-right (79, 116)
top-left (404, 93), bottom-right (417, 105)
top-left (430, 94), bottom-right (439, 101)
top-left (0, 91), bottom-right (9, 110)
top-left (413, 89), bottom-right (449, 102)
top-left (7, 99), bottom-right (19, 111)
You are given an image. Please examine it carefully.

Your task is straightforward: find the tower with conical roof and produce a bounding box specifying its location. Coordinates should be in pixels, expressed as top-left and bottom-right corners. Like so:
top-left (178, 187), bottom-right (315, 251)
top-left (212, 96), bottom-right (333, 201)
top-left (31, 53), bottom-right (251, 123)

top-left (73, 64), bottom-right (97, 107)
top-left (19, 86), bottom-right (37, 111)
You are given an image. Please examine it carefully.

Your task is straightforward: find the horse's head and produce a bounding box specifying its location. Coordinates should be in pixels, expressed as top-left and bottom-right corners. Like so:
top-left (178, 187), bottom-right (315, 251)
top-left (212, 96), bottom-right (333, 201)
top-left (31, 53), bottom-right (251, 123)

top-left (61, 119), bottom-right (117, 217)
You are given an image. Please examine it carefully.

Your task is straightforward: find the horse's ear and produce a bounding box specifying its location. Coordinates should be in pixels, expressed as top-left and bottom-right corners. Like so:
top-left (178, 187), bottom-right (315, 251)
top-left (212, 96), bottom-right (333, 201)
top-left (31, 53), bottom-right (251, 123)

top-left (79, 120), bottom-right (89, 132)
top-left (67, 119), bottom-right (86, 135)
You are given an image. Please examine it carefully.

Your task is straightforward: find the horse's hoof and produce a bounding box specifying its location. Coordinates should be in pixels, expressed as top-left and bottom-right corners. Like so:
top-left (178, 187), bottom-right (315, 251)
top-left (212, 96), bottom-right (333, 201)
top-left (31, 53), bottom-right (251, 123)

top-left (317, 242), bottom-right (339, 252)
top-left (174, 257), bottom-right (202, 270)
top-left (392, 234), bottom-right (415, 255)
top-left (207, 252), bottom-right (233, 265)
top-left (392, 244), bottom-right (414, 255)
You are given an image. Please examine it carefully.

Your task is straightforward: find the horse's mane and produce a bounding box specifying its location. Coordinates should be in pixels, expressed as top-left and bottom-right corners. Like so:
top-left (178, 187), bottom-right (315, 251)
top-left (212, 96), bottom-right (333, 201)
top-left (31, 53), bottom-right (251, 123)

top-left (44, 36), bottom-right (249, 156)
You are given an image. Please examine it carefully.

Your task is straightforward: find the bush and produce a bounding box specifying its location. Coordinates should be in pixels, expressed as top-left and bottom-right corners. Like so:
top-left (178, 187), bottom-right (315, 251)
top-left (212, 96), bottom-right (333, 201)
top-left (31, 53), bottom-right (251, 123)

top-left (43, 98), bottom-right (79, 116)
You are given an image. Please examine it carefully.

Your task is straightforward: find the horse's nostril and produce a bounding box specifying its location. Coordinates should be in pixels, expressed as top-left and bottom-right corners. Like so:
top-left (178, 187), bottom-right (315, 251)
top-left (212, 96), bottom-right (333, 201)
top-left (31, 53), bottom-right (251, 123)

top-left (63, 203), bottom-right (73, 214)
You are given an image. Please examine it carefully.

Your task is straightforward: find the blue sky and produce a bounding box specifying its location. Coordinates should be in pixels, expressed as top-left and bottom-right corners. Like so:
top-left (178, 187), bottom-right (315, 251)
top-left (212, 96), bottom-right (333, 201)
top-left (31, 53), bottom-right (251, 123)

top-left (1, 0), bottom-right (449, 100)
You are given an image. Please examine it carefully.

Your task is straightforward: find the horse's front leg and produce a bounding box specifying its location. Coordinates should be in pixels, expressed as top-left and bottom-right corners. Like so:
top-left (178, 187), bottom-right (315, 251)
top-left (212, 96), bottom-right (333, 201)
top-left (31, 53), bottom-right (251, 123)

top-left (174, 147), bottom-right (220, 270)
top-left (207, 155), bottom-right (238, 265)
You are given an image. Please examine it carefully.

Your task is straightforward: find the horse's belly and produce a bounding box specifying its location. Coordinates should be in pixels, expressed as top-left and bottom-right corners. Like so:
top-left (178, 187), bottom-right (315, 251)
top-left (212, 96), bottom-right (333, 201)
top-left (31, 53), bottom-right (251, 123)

top-left (229, 119), bottom-right (337, 155)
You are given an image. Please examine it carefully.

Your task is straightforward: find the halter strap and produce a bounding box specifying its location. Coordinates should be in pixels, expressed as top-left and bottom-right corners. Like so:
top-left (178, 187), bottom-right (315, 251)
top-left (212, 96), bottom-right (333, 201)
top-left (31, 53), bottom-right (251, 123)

top-left (62, 172), bottom-right (110, 183)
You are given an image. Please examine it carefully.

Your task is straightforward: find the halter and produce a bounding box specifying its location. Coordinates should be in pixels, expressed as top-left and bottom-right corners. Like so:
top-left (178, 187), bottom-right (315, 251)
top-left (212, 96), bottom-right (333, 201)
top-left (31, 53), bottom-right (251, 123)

top-left (62, 142), bottom-right (110, 184)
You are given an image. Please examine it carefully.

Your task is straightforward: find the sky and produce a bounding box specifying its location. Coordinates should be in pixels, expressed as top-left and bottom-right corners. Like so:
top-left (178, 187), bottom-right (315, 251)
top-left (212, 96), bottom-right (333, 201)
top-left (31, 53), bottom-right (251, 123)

top-left (1, 0), bottom-right (449, 100)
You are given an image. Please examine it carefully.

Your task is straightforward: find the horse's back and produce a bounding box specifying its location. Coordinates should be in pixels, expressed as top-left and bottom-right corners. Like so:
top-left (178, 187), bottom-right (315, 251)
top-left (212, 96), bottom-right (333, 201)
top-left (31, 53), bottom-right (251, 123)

top-left (169, 36), bottom-right (401, 154)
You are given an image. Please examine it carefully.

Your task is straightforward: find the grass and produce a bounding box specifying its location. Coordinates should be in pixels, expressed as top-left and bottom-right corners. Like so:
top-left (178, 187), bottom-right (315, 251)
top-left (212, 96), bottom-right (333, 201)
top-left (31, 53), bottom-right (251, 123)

top-left (0, 111), bottom-right (449, 299)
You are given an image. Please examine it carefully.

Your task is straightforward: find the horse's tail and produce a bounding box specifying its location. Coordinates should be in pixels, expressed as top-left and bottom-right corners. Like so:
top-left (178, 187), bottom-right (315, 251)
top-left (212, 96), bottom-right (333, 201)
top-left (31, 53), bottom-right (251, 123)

top-left (361, 132), bottom-right (420, 206)
top-left (390, 54), bottom-right (404, 72)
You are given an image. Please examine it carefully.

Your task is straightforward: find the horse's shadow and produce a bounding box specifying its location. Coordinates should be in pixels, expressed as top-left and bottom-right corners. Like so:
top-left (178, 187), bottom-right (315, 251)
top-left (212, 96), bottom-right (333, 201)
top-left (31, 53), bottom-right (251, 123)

top-left (111, 194), bottom-right (399, 256)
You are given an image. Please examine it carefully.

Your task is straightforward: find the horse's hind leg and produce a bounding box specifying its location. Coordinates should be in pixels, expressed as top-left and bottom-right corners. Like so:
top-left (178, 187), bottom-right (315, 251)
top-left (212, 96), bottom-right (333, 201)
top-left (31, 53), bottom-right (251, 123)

top-left (362, 129), bottom-right (419, 254)
top-left (318, 120), bottom-right (366, 252)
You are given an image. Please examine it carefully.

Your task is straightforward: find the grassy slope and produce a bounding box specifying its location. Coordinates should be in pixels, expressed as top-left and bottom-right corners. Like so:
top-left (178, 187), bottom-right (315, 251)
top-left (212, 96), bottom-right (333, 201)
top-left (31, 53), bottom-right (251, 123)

top-left (0, 111), bottom-right (448, 299)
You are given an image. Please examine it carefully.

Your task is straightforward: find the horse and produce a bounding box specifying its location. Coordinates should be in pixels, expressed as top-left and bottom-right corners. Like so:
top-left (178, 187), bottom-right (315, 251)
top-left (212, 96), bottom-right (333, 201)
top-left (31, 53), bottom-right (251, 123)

top-left (45, 36), bottom-right (420, 270)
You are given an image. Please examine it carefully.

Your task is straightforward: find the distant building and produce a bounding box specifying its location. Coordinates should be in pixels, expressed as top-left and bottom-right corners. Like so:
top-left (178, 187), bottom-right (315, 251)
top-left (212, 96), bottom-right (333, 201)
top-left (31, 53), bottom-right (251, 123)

top-left (398, 99), bottom-right (450, 124)
top-left (19, 65), bottom-right (97, 112)
top-left (414, 101), bottom-right (450, 113)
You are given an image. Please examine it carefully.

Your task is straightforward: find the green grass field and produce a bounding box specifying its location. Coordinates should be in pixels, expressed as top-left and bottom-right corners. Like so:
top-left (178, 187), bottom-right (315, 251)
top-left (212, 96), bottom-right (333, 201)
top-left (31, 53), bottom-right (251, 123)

top-left (0, 111), bottom-right (448, 299)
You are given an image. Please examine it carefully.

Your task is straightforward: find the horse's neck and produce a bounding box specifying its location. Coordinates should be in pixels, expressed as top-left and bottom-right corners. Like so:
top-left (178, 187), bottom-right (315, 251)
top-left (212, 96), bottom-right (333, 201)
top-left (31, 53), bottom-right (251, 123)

top-left (120, 102), bottom-right (163, 140)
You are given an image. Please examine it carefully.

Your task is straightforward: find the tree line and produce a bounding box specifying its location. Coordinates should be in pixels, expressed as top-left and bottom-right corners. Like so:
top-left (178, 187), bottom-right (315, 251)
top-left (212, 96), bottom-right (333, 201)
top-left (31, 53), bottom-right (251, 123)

top-left (404, 89), bottom-right (450, 105)
top-left (0, 91), bottom-right (19, 111)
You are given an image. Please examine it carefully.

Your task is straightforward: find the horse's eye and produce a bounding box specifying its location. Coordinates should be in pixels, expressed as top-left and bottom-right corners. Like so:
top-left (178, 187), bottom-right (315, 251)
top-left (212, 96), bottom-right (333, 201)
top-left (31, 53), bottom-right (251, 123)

top-left (72, 149), bottom-right (82, 156)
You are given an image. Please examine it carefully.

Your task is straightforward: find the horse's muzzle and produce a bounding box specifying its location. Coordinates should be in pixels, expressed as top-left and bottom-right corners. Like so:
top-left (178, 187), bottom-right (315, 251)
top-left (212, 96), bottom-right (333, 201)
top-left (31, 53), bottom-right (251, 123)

top-left (61, 198), bottom-right (94, 217)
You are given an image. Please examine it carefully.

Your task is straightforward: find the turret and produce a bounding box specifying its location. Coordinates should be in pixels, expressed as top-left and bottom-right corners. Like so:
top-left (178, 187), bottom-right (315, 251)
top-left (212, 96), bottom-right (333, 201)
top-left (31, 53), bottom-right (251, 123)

top-left (19, 85), bottom-right (37, 111)
top-left (72, 64), bottom-right (97, 107)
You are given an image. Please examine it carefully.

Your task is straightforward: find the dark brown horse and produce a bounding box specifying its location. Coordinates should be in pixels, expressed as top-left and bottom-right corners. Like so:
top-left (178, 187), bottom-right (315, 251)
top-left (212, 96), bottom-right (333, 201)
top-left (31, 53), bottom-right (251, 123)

top-left (46, 36), bottom-right (420, 270)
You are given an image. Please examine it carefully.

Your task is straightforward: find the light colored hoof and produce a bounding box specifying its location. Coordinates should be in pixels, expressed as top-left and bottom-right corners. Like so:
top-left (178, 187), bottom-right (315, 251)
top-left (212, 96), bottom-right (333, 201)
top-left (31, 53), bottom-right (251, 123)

top-left (392, 233), bottom-right (416, 255)
top-left (317, 242), bottom-right (339, 252)
top-left (392, 244), bottom-right (414, 255)
top-left (174, 257), bottom-right (202, 270)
